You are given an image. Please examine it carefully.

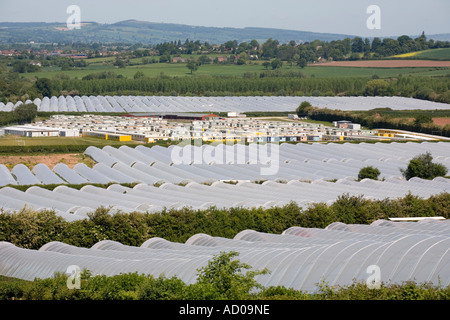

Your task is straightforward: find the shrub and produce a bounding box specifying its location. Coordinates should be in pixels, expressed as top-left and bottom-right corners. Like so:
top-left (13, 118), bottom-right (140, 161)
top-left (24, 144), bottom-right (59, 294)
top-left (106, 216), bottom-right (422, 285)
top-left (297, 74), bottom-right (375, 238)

top-left (400, 152), bottom-right (448, 180)
top-left (190, 251), bottom-right (269, 300)
top-left (137, 276), bottom-right (186, 300)
top-left (358, 166), bottom-right (381, 181)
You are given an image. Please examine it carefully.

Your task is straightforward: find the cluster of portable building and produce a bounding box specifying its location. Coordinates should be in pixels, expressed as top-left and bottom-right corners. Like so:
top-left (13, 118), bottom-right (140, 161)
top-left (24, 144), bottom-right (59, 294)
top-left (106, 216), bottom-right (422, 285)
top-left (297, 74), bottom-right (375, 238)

top-left (6, 114), bottom-right (368, 143)
top-left (2, 95), bottom-right (450, 113)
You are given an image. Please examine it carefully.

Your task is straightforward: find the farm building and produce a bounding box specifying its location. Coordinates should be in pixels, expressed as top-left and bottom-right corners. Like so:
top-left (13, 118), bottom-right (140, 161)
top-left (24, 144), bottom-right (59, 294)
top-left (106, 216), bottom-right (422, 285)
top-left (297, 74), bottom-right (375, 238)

top-left (3, 125), bottom-right (78, 137)
top-left (82, 130), bottom-right (132, 142)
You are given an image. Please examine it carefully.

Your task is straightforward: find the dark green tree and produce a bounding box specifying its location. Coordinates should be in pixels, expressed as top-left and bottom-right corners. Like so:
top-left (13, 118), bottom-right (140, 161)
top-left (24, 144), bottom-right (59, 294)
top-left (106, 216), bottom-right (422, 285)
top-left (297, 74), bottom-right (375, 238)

top-left (192, 251), bottom-right (269, 300)
top-left (351, 37), bottom-right (365, 53)
top-left (297, 58), bottom-right (307, 68)
top-left (262, 61), bottom-right (271, 70)
top-left (133, 71), bottom-right (145, 79)
top-left (364, 79), bottom-right (390, 96)
top-left (358, 166), bottom-right (381, 181)
top-left (296, 101), bottom-right (312, 117)
top-left (271, 58), bottom-right (282, 70)
top-left (12, 61), bottom-right (28, 73)
top-left (413, 114), bottom-right (433, 126)
top-left (13, 103), bottom-right (38, 124)
top-left (34, 78), bottom-right (53, 98)
top-left (186, 60), bottom-right (199, 74)
top-left (400, 152), bottom-right (448, 180)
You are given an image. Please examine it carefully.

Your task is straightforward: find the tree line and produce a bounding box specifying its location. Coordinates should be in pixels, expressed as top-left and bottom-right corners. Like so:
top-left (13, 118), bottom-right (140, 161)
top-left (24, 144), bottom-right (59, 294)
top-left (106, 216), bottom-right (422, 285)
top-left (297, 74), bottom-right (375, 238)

top-left (9, 75), bottom-right (446, 103)
top-left (297, 100), bottom-right (450, 137)
top-left (0, 103), bottom-right (37, 127)
top-left (155, 33), bottom-right (450, 65)
top-left (1, 74), bottom-right (448, 106)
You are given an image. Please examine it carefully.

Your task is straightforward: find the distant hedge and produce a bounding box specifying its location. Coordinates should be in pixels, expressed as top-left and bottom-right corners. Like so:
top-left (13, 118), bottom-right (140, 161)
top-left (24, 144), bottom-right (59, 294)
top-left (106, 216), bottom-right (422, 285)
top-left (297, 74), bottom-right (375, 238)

top-left (0, 143), bottom-right (143, 154)
top-left (0, 144), bottom-right (89, 154)
top-left (1, 192), bottom-right (449, 250)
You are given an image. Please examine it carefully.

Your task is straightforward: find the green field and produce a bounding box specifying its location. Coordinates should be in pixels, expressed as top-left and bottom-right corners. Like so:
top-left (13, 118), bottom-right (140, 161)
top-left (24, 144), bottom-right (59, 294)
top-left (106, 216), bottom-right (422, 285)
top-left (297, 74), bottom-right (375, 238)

top-left (20, 60), bottom-right (450, 80)
top-left (393, 48), bottom-right (450, 60)
top-left (414, 48), bottom-right (450, 60)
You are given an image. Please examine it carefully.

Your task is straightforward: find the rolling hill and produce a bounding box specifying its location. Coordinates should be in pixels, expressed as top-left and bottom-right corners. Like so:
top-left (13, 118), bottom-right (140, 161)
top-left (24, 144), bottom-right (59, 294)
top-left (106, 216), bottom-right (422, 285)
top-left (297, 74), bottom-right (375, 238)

top-left (0, 20), bottom-right (357, 45)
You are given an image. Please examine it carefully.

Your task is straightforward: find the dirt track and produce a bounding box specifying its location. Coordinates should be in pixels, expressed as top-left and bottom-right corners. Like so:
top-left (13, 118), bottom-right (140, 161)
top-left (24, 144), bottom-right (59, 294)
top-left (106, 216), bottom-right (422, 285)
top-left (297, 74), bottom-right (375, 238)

top-left (310, 60), bottom-right (450, 68)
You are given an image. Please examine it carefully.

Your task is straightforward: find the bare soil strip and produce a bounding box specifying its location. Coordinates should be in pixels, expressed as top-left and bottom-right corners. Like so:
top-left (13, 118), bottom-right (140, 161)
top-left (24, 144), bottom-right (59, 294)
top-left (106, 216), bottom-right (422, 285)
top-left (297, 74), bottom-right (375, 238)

top-left (0, 153), bottom-right (95, 170)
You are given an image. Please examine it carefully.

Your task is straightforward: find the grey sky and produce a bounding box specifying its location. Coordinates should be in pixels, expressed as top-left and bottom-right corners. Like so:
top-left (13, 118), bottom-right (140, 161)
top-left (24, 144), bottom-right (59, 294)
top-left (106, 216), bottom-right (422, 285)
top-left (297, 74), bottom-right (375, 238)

top-left (0, 0), bottom-right (449, 37)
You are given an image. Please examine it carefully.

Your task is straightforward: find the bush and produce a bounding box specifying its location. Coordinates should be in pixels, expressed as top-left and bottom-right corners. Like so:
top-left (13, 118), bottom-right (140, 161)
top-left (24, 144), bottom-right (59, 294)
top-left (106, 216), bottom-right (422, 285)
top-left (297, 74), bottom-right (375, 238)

top-left (191, 251), bottom-right (269, 300)
top-left (358, 166), bottom-right (381, 181)
top-left (138, 276), bottom-right (186, 300)
top-left (400, 152), bottom-right (448, 180)
top-left (296, 101), bottom-right (312, 117)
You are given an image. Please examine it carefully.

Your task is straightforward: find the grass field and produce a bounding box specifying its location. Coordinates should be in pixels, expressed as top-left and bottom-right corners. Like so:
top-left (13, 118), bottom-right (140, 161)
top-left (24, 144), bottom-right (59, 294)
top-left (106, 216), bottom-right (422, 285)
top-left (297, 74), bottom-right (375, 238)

top-left (0, 136), bottom-right (142, 147)
top-left (393, 48), bottom-right (450, 60)
top-left (20, 61), bottom-right (450, 80)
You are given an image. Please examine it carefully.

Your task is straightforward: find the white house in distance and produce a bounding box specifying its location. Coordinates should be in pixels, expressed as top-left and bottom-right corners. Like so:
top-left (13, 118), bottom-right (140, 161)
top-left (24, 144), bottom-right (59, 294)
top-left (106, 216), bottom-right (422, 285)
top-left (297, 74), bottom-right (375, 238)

top-left (3, 125), bottom-right (79, 137)
top-left (333, 120), bottom-right (361, 130)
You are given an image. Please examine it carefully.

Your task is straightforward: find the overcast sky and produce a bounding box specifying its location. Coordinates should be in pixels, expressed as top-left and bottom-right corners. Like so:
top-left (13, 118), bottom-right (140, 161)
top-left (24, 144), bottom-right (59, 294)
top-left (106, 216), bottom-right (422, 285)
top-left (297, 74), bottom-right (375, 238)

top-left (0, 0), bottom-right (449, 37)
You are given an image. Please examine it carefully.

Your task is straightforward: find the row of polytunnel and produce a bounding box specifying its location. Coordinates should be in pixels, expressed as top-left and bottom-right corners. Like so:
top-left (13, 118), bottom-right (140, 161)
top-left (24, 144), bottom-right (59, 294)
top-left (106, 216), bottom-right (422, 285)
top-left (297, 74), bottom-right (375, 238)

top-left (2, 141), bottom-right (450, 187)
top-left (2, 95), bottom-right (450, 113)
top-left (0, 219), bottom-right (448, 292)
top-left (1, 141), bottom-right (450, 220)
top-left (1, 177), bottom-right (450, 221)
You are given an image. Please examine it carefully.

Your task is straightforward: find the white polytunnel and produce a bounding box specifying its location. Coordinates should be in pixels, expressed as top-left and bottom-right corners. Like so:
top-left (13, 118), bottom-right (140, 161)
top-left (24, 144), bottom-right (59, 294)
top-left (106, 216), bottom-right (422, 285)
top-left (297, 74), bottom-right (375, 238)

top-left (3, 141), bottom-right (450, 189)
top-left (111, 162), bottom-right (159, 185)
top-left (106, 184), bottom-right (187, 210)
top-left (0, 164), bottom-right (17, 186)
top-left (84, 146), bottom-right (119, 168)
top-left (53, 163), bottom-right (89, 185)
top-left (53, 185), bottom-right (146, 213)
top-left (102, 146), bottom-right (140, 167)
top-left (118, 145), bottom-right (156, 165)
top-left (92, 163), bottom-right (139, 184)
top-left (73, 163), bottom-right (112, 184)
top-left (20, 96), bottom-right (383, 112)
top-left (0, 219), bottom-right (448, 292)
top-left (1, 178), bottom-right (450, 219)
top-left (11, 164), bottom-right (41, 186)
top-left (132, 162), bottom-right (190, 184)
top-left (0, 187), bottom-right (85, 221)
top-left (32, 163), bottom-right (67, 185)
